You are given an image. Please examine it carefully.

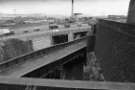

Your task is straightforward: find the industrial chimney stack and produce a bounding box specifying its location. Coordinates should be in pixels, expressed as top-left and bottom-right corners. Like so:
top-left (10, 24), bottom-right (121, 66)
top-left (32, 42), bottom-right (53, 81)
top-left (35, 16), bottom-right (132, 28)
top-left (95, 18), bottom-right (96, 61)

top-left (71, 0), bottom-right (74, 17)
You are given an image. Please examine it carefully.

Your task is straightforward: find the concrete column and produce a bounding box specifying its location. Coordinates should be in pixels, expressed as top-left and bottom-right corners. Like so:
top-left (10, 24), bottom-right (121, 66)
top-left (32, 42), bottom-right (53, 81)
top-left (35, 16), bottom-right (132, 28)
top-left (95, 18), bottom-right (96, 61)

top-left (58, 66), bottom-right (66, 79)
top-left (68, 32), bottom-right (74, 41)
top-left (127, 0), bottom-right (135, 24)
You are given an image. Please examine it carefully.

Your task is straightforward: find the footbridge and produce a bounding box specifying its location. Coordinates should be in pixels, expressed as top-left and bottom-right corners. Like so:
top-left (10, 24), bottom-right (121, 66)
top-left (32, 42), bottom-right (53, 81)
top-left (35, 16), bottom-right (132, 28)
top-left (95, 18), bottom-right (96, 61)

top-left (0, 37), bottom-right (87, 78)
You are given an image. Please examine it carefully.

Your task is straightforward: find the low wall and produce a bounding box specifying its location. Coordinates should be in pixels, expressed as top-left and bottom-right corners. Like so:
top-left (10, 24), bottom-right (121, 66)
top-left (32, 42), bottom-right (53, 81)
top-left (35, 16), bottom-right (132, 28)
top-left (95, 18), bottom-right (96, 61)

top-left (0, 39), bottom-right (33, 62)
top-left (95, 19), bottom-right (135, 82)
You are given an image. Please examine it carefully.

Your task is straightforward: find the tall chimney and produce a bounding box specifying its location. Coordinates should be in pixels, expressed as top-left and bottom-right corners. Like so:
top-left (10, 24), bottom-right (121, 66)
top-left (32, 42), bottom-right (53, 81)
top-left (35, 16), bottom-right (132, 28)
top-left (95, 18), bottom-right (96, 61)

top-left (71, 0), bottom-right (74, 17)
top-left (127, 0), bottom-right (135, 24)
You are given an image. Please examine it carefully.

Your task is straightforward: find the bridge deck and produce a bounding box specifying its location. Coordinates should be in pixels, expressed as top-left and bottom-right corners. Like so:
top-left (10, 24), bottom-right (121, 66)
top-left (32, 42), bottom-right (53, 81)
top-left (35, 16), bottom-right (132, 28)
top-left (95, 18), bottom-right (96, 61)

top-left (0, 26), bottom-right (90, 40)
top-left (0, 38), bottom-right (86, 77)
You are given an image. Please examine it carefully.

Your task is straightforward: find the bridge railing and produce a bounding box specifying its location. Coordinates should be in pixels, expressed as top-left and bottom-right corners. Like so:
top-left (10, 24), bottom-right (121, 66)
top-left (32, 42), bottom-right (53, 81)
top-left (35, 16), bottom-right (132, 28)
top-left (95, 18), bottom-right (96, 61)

top-left (0, 77), bottom-right (135, 90)
top-left (0, 36), bottom-right (87, 73)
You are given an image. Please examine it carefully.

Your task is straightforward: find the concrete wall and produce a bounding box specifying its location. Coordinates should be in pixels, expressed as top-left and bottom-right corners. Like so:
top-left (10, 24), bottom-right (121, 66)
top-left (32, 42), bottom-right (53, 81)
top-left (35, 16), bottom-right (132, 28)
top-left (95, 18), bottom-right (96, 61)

top-left (32, 36), bottom-right (52, 50)
top-left (0, 39), bottom-right (33, 62)
top-left (95, 19), bottom-right (135, 82)
top-left (85, 24), bottom-right (104, 81)
top-left (127, 0), bottom-right (135, 24)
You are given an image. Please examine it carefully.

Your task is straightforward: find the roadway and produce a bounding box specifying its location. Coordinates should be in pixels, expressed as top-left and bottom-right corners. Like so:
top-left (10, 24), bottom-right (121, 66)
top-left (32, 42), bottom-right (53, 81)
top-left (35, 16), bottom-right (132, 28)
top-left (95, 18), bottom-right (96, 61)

top-left (7, 22), bottom-right (90, 34)
top-left (0, 26), bottom-right (90, 40)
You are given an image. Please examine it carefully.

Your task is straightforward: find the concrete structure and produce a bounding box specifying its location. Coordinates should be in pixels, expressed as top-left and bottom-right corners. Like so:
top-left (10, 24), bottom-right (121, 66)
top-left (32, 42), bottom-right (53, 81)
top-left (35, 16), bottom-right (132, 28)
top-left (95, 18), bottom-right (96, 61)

top-left (0, 37), bottom-right (87, 78)
top-left (0, 26), bottom-right (90, 50)
top-left (92, 0), bottom-right (135, 82)
top-left (127, 0), bottom-right (135, 24)
top-left (0, 77), bottom-right (135, 90)
top-left (0, 0), bottom-right (134, 90)
top-left (95, 19), bottom-right (135, 82)
top-left (0, 33), bottom-right (135, 90)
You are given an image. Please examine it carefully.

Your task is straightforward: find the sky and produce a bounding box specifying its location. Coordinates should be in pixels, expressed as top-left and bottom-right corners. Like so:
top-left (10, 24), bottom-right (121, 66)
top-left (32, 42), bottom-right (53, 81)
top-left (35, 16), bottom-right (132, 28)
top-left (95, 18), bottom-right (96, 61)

top-left (0, 0), bottom-right (131, 16)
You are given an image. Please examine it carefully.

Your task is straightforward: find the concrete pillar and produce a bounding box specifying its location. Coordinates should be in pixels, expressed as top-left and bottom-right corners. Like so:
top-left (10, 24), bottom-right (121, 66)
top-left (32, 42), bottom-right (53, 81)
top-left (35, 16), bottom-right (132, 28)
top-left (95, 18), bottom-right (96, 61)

top-left (127, 0), bottom-right (135, 24)
top-left (68, 32), bottom-right (74, 41)
top-left (58, 66), bottom-right (66, 79)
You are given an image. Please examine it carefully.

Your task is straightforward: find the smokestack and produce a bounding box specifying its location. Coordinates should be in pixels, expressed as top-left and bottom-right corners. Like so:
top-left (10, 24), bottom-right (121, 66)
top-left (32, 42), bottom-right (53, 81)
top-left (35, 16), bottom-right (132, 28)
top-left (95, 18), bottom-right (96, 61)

top-left (127, 0), bottom-right (135, 24)
top-left (71, 0), bottom-right (74, 17)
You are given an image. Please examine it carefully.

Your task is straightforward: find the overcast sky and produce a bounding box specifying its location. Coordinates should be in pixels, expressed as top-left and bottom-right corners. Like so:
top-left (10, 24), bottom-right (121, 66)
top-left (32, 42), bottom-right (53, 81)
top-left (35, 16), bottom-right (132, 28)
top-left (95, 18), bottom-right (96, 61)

top-left (0, 0), bottom-right (130, 16)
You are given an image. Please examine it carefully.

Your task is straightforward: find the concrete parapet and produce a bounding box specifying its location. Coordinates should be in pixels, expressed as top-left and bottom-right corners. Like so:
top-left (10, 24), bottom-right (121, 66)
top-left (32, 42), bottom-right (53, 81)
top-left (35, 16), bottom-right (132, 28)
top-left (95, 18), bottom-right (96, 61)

top-left (0, 39), bottom-right (33, 62)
